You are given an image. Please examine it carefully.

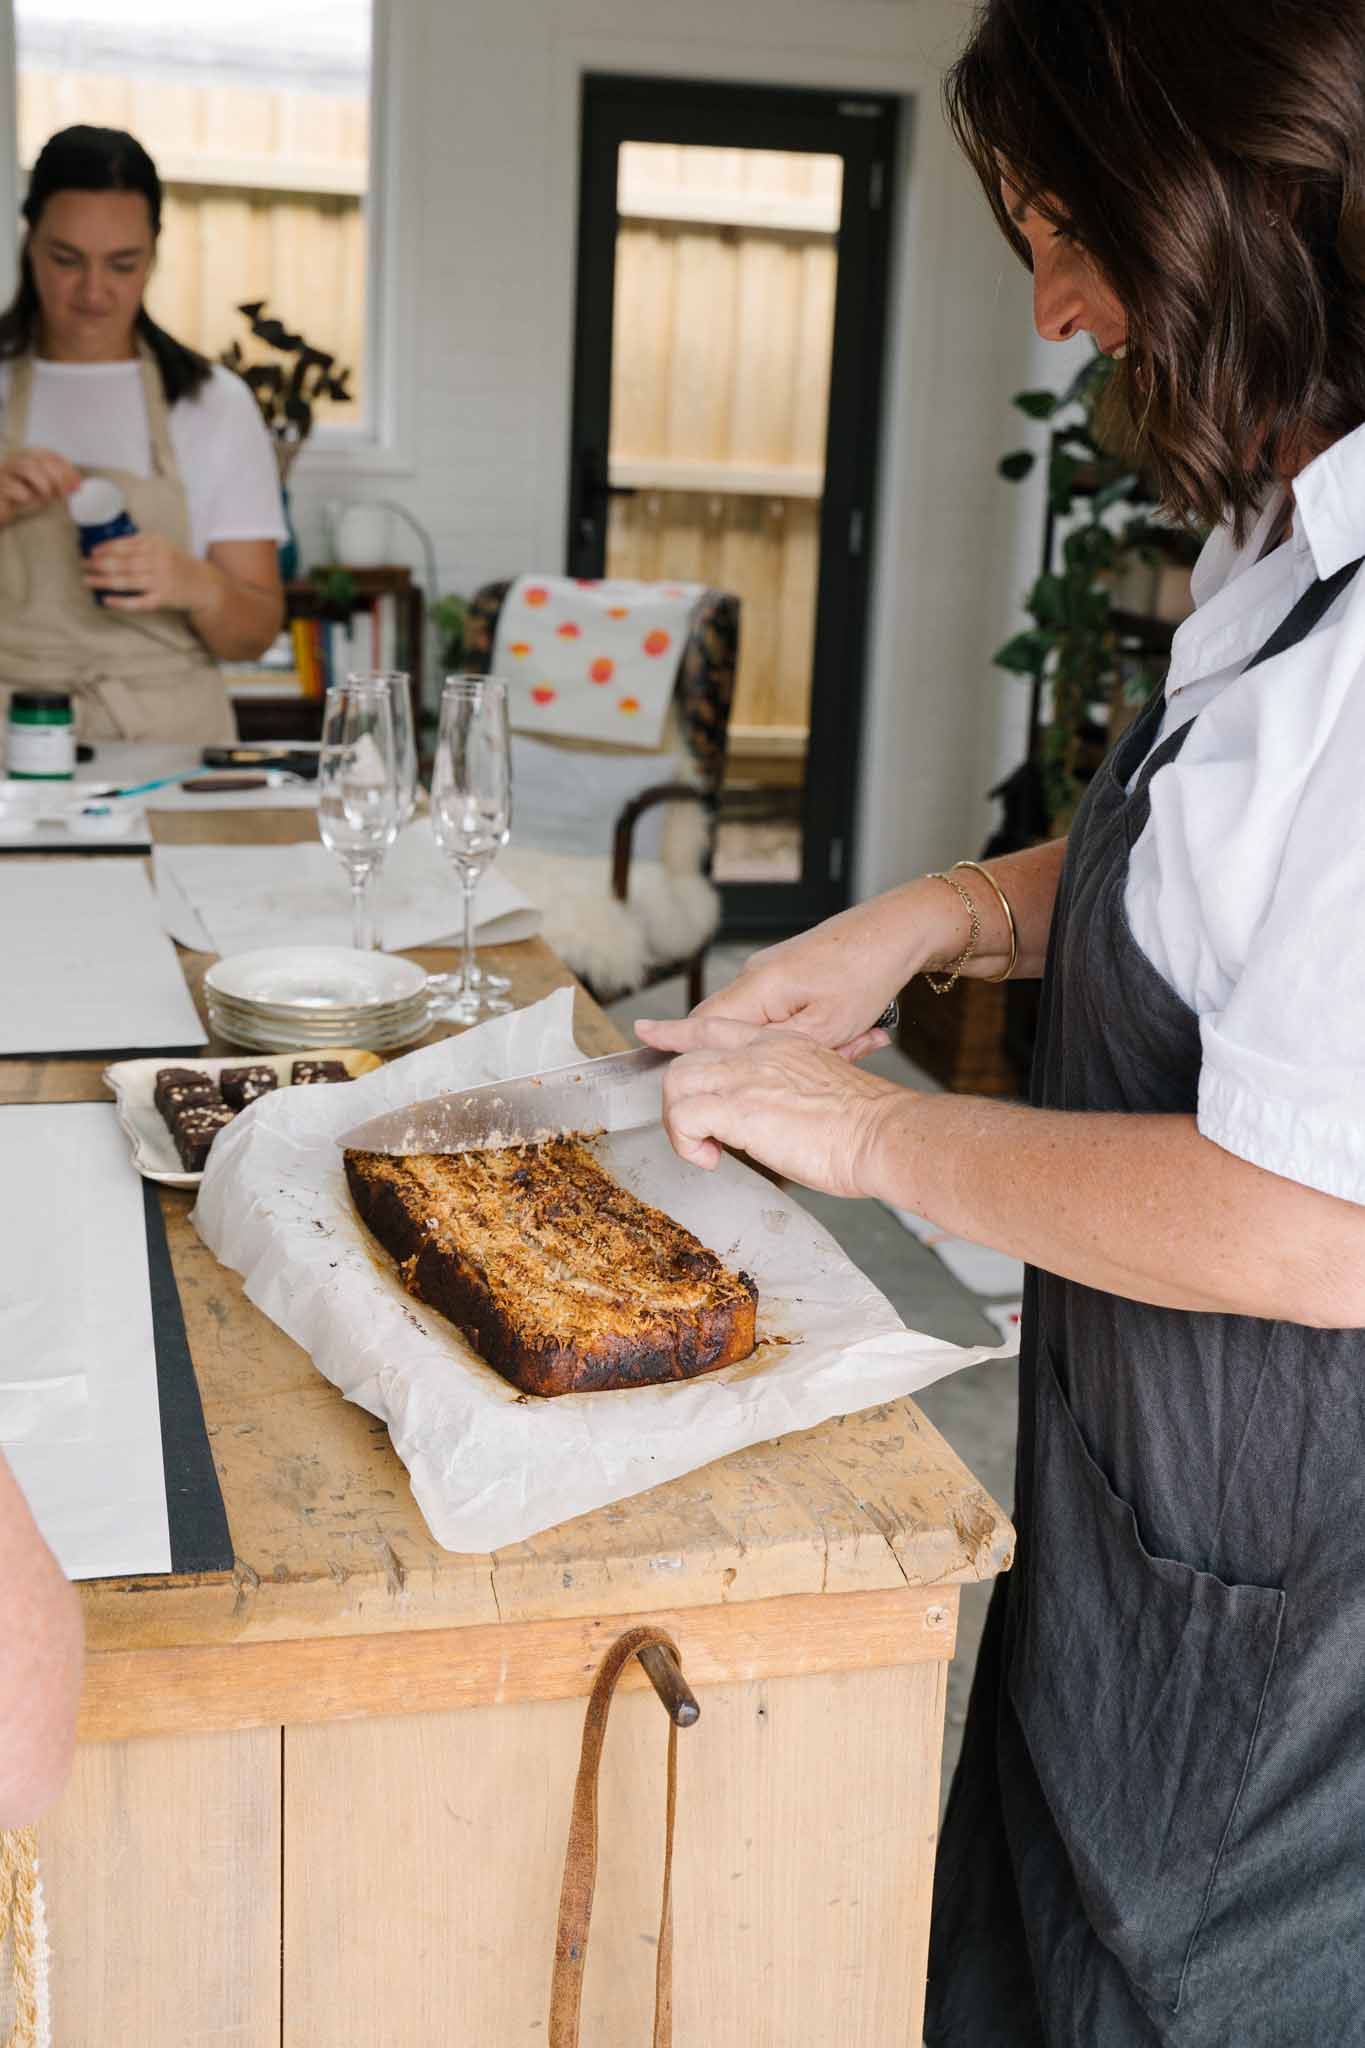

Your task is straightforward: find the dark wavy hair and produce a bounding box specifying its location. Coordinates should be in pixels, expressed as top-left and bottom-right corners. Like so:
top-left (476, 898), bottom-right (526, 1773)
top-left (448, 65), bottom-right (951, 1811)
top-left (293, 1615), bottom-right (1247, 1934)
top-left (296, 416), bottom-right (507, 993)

top-left (0, 124), bottom-right (211, 403)
top-left (945, 0), bottom-right (1365, 539)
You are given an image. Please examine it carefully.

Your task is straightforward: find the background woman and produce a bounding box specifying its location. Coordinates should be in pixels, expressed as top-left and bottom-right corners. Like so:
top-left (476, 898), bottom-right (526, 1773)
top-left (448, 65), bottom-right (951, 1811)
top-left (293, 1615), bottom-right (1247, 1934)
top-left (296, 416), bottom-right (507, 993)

top-left (639, 1), bottom-right (1365, 2037)
top-left (0, 124), bottom-right (285, 744)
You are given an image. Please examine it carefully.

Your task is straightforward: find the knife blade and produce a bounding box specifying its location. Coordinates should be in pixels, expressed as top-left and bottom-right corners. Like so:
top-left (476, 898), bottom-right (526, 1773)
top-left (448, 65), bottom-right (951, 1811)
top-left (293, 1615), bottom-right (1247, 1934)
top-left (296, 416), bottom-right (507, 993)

top-left (335, 1046), bottom-right (672, 1157)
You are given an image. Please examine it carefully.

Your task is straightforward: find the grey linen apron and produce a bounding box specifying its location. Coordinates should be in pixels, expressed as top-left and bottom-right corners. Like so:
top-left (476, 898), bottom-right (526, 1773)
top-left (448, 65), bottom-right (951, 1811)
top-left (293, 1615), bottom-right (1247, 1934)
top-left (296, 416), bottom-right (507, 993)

top-left (0, 345), bottom-right (235, 746)
top-left (926, 558), bottom-right (1365, 2048)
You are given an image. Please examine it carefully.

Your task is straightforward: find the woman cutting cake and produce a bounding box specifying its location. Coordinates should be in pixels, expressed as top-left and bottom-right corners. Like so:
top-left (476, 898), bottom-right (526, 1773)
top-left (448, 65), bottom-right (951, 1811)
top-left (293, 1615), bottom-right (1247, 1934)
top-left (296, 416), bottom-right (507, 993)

top-left (0, 124), bottom-right (286, 745)
top-left (641, 0), bottom-right (1365, 2038)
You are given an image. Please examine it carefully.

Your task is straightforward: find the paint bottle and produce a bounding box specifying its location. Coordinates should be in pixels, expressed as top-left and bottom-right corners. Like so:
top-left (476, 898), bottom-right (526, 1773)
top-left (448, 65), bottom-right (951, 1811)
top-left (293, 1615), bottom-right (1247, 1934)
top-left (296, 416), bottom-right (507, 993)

top-left (69, 477), bottom-right (139, 604)
top-left (6, 691), bottom-right (75, 779)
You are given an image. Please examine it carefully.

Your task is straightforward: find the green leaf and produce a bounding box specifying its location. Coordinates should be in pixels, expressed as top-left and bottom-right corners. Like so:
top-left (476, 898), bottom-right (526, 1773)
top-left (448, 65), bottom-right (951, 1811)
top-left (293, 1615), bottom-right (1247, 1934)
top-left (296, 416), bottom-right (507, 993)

top-left (1012, 389), bottom-right (1060, 420)
top-left (1029, 572), bottom-right (1068, 629)
top-left (1063, 351), bottom-right (1113, 407)
top-left (994, 630), bottom-right (1050, 677)
top-left (1064, 524), bottom-right (1117, 575)
top-left (998, 450), bottom-right (1036, 482)
top-left (1094, 471), bottom-right (1141, 513)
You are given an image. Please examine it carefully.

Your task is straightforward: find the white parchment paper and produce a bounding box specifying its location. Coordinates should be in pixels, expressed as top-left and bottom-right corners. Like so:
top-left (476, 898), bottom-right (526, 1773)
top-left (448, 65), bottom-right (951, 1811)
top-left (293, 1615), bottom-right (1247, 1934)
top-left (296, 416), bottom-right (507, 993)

top-left (192, 990), bottom-right (1012, 1551)
top-left (154, 831), bottom-right (540, 955)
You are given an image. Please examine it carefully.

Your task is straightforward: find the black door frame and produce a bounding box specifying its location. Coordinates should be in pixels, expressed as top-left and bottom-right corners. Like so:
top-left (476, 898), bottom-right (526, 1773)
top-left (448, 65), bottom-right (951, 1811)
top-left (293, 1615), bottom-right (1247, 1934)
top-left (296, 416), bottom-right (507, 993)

top-left (568, 73), bottom-right (899, 935)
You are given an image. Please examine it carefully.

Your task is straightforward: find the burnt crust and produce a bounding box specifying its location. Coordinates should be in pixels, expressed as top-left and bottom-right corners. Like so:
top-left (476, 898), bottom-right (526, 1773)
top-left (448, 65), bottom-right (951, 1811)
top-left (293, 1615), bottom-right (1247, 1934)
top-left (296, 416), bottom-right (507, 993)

top-left (344, 1139), bottom-right (757, 1397)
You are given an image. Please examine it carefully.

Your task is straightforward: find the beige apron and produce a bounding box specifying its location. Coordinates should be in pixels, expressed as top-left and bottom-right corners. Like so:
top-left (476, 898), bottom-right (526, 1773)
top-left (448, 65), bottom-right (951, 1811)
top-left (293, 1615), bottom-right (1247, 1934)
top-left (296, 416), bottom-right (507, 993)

top-left (0, 345), bottom-right (236, 747)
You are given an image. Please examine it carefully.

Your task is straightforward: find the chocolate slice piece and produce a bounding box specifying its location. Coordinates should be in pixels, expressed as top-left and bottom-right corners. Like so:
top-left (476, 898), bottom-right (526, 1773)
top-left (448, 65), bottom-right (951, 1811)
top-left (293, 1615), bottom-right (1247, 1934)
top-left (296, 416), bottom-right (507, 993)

top-left (154, 1066), bottom-right (217, 1117)
top-left (172, 1102), bottom-right (236, 1172)
top-left (291, 1060), bottom-right (350, 1085)
top-left (220, 1064), bottom-right (279, 1110)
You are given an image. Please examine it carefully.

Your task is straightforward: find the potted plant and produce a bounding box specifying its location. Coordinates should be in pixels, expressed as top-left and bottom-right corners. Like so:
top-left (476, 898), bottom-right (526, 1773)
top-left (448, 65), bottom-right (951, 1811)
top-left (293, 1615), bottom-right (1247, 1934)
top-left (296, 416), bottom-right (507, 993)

top-left (897, 355), bottom-right (1203, 1096)
top-left (221, 301), bottom-right (353, 579)
top-left (430, 593), bottom-right (469, 675)
top-left (994, 353), bottom-right (1202, 828)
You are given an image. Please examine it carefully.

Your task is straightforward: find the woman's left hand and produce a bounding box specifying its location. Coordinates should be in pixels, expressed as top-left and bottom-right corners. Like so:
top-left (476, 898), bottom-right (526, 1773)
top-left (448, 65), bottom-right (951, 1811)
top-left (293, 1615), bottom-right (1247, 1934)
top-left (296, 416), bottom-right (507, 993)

top-left (655, 1016), bottom-right (903, 1194)
top-left (82, 532), bottom-right (214, 614)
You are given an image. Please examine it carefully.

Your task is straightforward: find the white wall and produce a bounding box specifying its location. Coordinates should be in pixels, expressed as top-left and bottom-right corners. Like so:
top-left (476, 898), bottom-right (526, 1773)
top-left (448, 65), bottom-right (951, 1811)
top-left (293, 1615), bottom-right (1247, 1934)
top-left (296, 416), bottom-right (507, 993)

top-left (291, 0), bottom-right (1058, 902)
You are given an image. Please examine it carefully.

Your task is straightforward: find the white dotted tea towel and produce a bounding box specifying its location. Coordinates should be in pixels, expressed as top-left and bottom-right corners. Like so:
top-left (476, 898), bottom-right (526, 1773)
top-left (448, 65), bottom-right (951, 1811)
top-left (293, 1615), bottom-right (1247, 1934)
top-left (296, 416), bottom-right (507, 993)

top-left (492, 576), bottom-right (705, 748)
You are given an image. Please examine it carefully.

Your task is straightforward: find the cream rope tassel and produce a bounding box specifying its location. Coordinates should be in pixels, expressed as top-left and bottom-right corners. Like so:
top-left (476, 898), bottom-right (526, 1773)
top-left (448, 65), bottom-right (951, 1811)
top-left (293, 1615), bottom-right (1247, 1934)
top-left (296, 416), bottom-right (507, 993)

top-left (0, 1828), bottom-right (42, 2048)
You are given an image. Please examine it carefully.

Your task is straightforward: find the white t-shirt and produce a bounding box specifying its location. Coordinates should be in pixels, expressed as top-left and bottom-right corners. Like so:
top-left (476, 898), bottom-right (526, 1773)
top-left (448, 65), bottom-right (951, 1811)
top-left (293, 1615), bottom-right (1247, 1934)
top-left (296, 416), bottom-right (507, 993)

top-left (1124, 419), bottom-right (1365, 1204)
top-left (0, 356), bottom-right (287, 559)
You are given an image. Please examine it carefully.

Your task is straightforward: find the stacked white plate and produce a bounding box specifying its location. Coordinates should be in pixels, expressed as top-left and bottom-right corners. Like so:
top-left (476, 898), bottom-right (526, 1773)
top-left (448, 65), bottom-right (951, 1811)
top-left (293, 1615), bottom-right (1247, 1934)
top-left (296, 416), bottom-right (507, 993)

top-left (204, 947), bottom-right (431, 1052)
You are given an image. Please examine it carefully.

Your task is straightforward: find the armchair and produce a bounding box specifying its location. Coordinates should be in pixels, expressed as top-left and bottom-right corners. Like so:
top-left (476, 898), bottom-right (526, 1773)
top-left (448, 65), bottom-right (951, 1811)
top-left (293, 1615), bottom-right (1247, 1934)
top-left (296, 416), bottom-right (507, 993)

top-left (462, 581), bottom-right (740, 1007)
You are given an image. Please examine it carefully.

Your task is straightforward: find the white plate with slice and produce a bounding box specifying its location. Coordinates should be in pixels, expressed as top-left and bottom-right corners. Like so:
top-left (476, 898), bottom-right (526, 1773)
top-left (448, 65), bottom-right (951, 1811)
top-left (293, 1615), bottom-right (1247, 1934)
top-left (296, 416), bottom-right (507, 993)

top-left (103, 1048), bottom-right (384, 1187)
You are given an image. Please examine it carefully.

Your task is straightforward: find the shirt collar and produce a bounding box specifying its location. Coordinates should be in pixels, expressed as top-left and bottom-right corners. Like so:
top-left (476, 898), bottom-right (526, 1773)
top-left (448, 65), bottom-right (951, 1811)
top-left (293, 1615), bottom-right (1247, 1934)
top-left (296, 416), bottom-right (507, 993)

top-left (1293, 418), bottom-right (1365, 580)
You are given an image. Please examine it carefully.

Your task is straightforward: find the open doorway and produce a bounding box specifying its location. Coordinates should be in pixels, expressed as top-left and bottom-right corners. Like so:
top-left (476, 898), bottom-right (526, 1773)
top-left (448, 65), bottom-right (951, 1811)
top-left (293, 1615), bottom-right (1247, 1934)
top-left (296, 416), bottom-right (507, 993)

top-left (568, 76), bottom-right (898, 932)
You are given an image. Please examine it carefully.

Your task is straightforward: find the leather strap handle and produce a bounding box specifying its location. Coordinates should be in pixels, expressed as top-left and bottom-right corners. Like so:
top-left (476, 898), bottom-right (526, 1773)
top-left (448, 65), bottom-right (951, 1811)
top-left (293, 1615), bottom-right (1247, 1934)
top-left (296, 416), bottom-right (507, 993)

top-left (549, 1625), bottom-right (685, 2047)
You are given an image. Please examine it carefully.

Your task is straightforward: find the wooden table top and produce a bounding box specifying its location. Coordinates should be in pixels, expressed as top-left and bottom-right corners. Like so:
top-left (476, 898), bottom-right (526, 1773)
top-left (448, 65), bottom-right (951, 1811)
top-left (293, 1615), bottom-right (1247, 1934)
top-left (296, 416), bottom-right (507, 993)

top-left (4, 806), bottom-right (1013, 1678)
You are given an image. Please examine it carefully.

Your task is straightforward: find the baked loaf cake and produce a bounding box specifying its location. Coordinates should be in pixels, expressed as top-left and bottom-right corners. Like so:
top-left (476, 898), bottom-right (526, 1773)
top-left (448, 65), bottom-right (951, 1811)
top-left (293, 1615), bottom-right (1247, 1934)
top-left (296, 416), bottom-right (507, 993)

top-left (345, 1138), bottom-right (758, 1396)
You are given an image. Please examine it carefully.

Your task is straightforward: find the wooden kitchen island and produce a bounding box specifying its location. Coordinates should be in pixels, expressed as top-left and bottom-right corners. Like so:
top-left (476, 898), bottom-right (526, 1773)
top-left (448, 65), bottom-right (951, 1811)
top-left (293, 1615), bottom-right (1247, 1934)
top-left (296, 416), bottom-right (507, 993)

top-left (5, 809), bottom-right (1013, 2046)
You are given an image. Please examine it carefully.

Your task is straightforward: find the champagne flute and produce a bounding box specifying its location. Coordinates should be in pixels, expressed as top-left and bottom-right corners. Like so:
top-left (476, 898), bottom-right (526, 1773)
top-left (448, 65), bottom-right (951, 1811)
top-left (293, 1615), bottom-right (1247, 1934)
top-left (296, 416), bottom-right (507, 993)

top-left (370, 662), bottom-right (509, 995)
top-left (349, 670), bottom-right (418, 829)
top-left (428, 675), bottom-right (512, 1023)
top-left (317, 678), bottom-right (402, 951)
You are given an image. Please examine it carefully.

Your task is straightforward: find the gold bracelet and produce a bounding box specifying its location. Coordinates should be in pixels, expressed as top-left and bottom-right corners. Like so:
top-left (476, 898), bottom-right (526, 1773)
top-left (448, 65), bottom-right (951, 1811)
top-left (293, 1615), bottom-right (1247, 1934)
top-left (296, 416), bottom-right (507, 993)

top-left (952, 861), bottom-right (1019, 983)
top-left (922, 871), bottom-right (980, 994)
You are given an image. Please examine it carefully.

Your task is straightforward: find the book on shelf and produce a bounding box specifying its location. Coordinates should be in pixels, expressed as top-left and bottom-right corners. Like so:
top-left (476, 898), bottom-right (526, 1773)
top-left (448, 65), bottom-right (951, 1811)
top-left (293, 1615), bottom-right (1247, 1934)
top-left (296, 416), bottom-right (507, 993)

top-left (284, 571), bottom-right (423, 703)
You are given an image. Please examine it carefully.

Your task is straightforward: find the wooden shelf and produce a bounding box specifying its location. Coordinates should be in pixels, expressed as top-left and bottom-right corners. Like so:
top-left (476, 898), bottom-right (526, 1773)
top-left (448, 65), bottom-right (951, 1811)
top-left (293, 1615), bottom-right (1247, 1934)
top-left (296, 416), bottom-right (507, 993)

top-left (231, 568), bottom-right (423, 745)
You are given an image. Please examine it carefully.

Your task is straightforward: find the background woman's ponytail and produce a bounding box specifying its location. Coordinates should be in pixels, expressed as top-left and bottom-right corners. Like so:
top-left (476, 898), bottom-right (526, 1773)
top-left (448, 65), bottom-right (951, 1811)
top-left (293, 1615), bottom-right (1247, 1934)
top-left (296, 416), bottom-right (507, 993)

top-left (0, 123), bottom-right (211, 404)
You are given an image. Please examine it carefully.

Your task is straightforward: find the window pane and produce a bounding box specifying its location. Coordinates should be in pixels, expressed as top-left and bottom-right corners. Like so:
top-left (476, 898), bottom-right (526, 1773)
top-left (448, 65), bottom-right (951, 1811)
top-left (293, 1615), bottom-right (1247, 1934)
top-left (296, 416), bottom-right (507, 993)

top-left (14, 0), bottom-right (371, 425)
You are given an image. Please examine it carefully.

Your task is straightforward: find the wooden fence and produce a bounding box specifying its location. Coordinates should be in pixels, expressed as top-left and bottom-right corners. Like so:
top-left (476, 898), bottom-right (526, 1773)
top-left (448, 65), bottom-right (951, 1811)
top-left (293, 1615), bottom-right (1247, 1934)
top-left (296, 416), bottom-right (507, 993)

top-left (608, 143), bottom-right (842, 778)
top-left (17, 68), bottom-right (368, 418)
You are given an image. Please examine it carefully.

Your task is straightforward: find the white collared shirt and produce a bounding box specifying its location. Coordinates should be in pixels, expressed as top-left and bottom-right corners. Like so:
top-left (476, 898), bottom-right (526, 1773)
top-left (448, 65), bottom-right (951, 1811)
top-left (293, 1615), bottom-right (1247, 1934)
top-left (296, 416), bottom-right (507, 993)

top-left (1124, 418), bottom-right (1365, 1203)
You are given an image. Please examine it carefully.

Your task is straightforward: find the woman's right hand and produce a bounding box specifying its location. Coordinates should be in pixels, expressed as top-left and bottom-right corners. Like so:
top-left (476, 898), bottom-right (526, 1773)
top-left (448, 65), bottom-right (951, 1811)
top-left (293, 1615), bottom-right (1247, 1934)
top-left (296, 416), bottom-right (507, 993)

top-left (0, 448), bottom-right (82, 529)
top-left (638, 875), bottom-right (973, 1059)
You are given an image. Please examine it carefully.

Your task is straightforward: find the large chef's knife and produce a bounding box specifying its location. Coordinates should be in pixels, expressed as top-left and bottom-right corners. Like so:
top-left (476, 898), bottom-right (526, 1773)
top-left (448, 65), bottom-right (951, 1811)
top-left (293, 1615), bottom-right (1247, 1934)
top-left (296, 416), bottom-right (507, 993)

top-left (335, 1046), bottom-right (671, 1157)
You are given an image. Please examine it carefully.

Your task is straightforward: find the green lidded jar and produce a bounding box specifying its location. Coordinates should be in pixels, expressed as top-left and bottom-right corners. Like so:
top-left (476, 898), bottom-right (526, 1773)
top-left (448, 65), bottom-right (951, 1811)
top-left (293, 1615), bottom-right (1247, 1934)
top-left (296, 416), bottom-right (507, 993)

top-left (7, 691), bottom-right (75, 780)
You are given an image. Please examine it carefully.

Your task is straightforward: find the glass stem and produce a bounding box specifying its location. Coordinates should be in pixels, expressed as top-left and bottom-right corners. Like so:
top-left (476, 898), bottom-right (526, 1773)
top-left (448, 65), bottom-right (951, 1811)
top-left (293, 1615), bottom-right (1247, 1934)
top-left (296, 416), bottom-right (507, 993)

top-left (460, 868), bottom-right (478, 991)
top-left (351, 867), bottom-right (375, 951)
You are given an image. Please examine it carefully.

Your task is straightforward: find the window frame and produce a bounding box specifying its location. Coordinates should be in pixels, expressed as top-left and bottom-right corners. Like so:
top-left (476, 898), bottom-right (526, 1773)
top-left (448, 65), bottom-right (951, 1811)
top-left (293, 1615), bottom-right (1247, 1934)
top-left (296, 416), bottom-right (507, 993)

top-left (1, 0), bottom-right (415, 475)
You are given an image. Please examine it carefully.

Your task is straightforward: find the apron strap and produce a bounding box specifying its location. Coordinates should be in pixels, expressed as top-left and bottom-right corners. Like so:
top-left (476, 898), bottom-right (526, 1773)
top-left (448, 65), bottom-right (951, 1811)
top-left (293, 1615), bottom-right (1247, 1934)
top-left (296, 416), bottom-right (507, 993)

top-left (0, 355), bottom-right (35, 461)
top-left (136, 341), bottom-right (178, 481)
top-left (549, 1626), bottom-right (683, 2048)
top-left (1132, 552), bottom-right (1365, 802)
top-left (1241, 552), bottom-right (1364, 674)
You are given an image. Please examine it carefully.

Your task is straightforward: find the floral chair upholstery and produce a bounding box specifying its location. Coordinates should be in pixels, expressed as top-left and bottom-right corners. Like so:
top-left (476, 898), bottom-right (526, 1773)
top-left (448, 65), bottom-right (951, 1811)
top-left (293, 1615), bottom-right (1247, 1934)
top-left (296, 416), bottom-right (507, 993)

top-left (463, 581), bottom-right (740, 1006)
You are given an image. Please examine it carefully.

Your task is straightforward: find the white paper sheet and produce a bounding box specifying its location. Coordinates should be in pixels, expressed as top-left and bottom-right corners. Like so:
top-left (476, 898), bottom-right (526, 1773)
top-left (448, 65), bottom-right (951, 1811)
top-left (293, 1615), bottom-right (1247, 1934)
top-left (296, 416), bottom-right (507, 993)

top-left (193, 989), bottom-right (1011, 1552)
top-left (67, 741), bottom-right (321, 812)
top-left (0, 745), bottom-right (319, 849)
top-left (0, 1105), bottom-right (172, 1579)
top-left (0, 860), bottom-right (207, 1055)
top-left (153, 829), bottom-right (542, 956)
